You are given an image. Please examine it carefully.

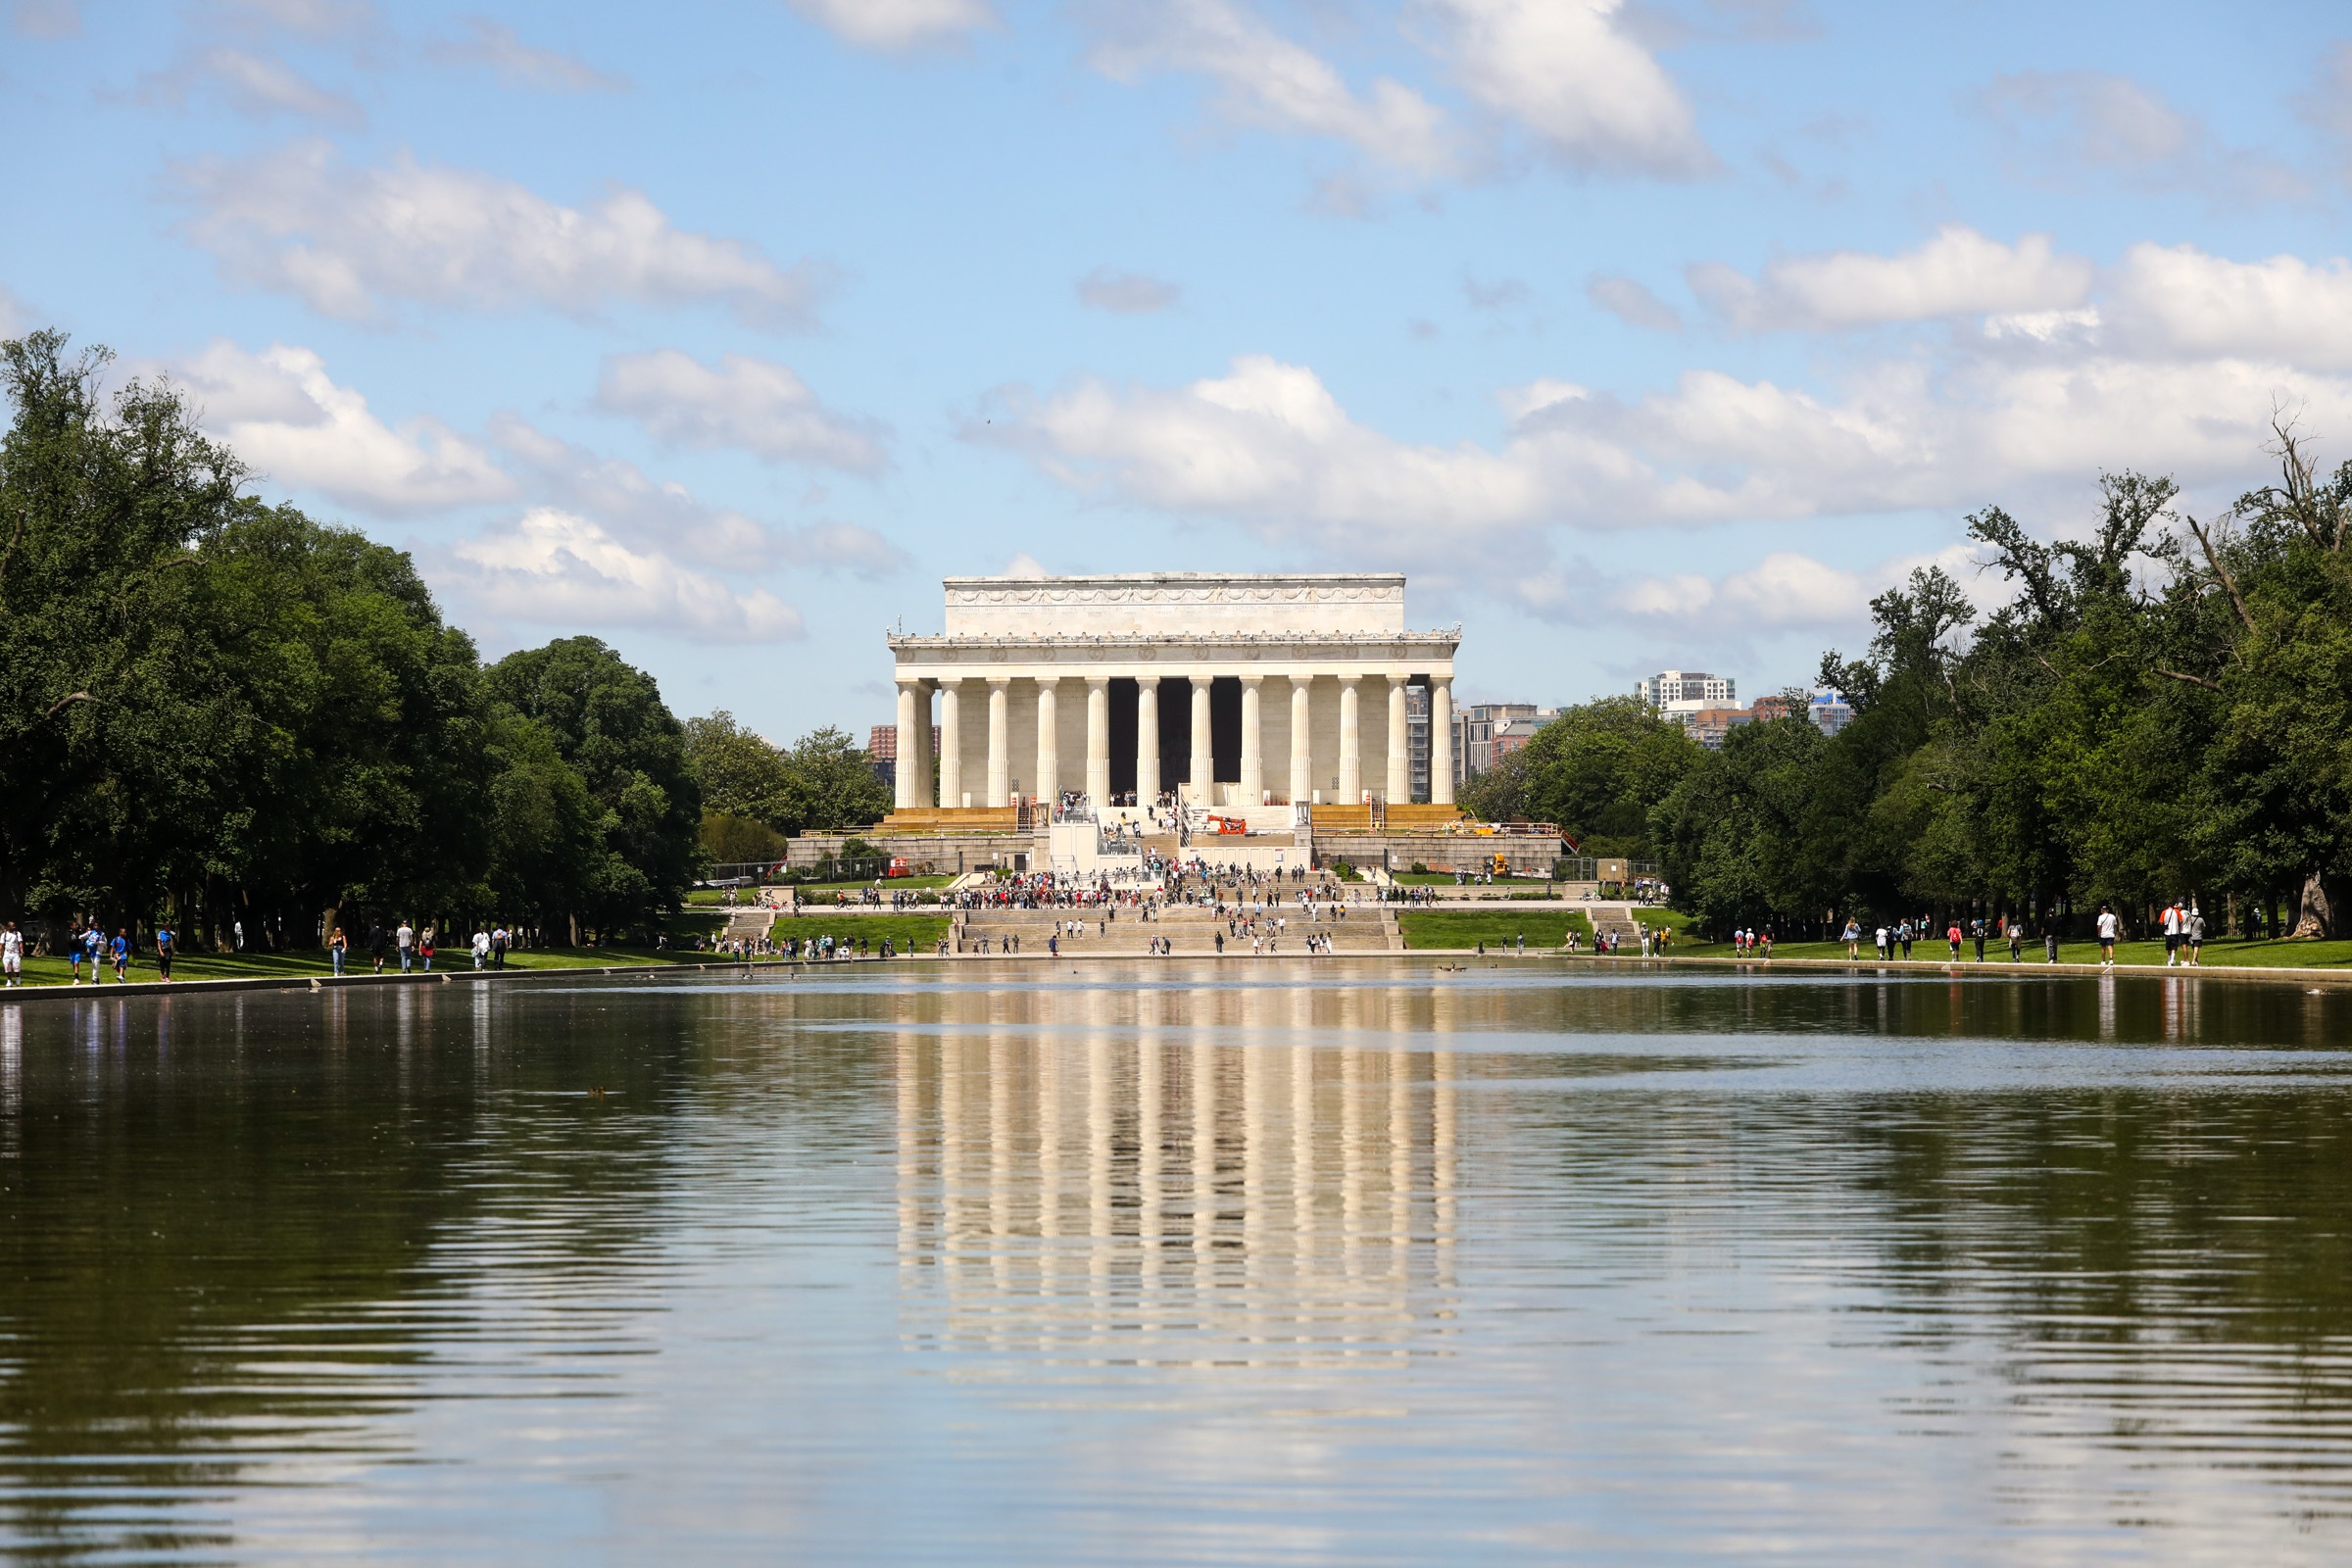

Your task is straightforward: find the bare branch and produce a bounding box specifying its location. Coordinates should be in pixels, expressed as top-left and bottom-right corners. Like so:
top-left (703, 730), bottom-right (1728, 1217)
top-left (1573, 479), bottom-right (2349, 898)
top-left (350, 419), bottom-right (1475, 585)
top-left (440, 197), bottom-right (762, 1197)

top-left (2156, 667), bottom-right (2223, 692)
top-left (40, 690), bottom-right (93, 722)
top-left (2185, 514), bottom-right (2256, 634)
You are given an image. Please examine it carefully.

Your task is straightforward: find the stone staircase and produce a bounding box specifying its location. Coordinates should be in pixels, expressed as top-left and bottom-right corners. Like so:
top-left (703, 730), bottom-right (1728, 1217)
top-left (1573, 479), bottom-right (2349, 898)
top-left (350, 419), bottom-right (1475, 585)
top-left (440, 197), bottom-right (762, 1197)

top-left (949, 898), bottom-right (1397, 956)
top-left (1587, 902), bottom-right (1645, 953)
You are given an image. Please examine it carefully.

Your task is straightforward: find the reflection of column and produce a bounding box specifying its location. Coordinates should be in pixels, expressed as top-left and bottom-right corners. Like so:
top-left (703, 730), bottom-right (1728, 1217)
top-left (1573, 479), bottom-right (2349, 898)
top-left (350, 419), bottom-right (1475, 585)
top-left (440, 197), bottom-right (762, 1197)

top-left (1289, 676), bottom-right (1313, 805)
top-left (1189, 675), bottom-right (1213, 804)
top-left (1192, 1041), bottom-right (1216, 1274)
top-left (1430, 676), bottom-right (1454, 806)
top-left (1433, 1049), bottom-right (1456, 1287)
top-left (1338, 676), bottom-right (1362, 803)
top-left (1035, 678), bottom-right (1059, 808)
top-left (939, 680), bottom-right (964, 808)
top-left (1239, 675), bottom-right (1264, 805)
top-left (1386, 676), bottom-right (1409, 805)
top-left (986, 677), bottom-right (1011, 808)
top-left (1086, 677), bottom-right (1110, 808)
top-left (895, 680), bottom-right (921, 808)
top-left (1139, 1033), bottom-right (1164, 1294)
top-left (1137, 679), bottom-right (1160, 807)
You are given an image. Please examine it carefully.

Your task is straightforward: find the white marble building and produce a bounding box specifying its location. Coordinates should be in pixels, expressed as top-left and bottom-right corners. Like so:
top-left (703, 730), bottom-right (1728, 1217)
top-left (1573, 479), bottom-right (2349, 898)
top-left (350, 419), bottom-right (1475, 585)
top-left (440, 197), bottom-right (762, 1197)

top-left (884, 573), bottom-right (1459, 811)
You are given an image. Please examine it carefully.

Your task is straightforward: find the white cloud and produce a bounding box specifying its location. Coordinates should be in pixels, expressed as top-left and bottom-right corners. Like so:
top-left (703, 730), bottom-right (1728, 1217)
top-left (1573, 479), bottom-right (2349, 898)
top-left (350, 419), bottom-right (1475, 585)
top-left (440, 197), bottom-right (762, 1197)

top-left (488, 416), bottom-right (781, 567)
top-left (210, 0), bottom-right (374, 36)
top-left (777, 521), bottom-right (911, 578)
top-left (783, 0), bottom-right (994, 51)
top-left (2294, 42), bottom-right (2352, 186)
top-left (176, 142), bottom-right (828, 326)
top-left (1980, 72), bottom-right (2303, 205)
top-left (1084, 0), bottom-right (1462, 178)
top-left (8, 0), bottom-right (78, 35)
top-left (2105, 243), bottom-right (2352, 368)
top-left (1077, 267), bottom-right (1182, 314)
top-left (0, 284), bottom-right (25, 336)
top-left (137, 46), bottom-right (365, 124)
top-left (1588, 272), bottom-right (1682, 330)
top-left (1001, 553), bottom-right (1048, 578)
top-left (450, 509), bottom-right (804, 642)
top-left (172, 340), bottom-right (514, 513)
top-left (593, 349), bottom-right (887, 472)
top-left (1429, 0), bottom-right (1713, 177)
top-left (1612, 550), bottom-right (1867, 627)
top-left (424, 17), bottom-right (627, 92)
top-left (1690, 226), bottom-right (2094, 331)
top-left (997, 346), bottom-right (2352, 614)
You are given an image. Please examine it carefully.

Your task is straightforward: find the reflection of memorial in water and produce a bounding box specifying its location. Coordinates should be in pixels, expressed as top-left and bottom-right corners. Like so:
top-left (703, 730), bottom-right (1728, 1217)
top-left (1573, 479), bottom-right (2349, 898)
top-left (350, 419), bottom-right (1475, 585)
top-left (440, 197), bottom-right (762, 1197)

top-left (893, 981), bottom-right (1464, 1367)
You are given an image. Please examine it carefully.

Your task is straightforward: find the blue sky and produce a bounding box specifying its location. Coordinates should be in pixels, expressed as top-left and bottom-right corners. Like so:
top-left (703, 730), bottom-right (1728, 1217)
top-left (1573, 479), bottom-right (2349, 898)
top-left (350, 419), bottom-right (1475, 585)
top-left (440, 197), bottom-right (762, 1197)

top-left (6, 0), bottom-right (2351, 739)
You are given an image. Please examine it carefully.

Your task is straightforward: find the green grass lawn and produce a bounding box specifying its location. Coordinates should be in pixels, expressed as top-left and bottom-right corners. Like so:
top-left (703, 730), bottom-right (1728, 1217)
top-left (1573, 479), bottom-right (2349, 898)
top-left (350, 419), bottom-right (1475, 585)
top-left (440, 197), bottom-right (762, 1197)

top-left (1653, 933), bottom-right (2352, 969)
top-left (3, 942), bottom-right (728, 988)
top-left (789, 877), bottom-right (953, 898)
top-left (769, 914), bottom-right (952, 955)
top-left (1396, 909), bottom-right (1594, 950)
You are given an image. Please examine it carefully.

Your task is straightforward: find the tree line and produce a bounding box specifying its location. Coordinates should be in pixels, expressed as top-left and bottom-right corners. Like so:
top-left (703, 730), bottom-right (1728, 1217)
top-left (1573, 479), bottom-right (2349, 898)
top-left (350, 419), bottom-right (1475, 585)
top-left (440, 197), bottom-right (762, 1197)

top-left (1, 330), bottom-right (885, 952)
top-left (1466, 431), bottom-right (2352, 941)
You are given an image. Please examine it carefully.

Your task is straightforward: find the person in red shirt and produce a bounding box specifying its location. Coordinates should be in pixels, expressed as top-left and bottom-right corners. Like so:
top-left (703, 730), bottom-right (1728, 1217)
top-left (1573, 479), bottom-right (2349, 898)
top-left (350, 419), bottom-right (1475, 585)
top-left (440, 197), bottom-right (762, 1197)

top-left (1946, 922), bottom-right (1963, 960)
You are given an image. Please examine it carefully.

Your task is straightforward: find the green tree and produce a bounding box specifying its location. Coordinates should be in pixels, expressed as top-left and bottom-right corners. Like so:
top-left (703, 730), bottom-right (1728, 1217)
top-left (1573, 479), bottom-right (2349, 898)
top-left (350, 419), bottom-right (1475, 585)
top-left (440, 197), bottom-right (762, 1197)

top-left (1510, 696), bottom-right (1700, 858)
top-left (486, 637), bottom-right (702, 935)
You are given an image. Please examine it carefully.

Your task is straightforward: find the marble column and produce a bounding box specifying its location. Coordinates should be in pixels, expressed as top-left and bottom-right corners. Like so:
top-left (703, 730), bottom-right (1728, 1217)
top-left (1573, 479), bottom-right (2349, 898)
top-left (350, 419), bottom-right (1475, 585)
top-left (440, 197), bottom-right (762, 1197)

top-left (1431, 676), bottom-right (1455, 806)
top-left (1289, 676), bottom-right (1313, 806)
top-left (1387, 675), bottom-right (1410, 806)
top-left (1137, 678), bottom-right (1160, 807)
top-left (1337, 675), bottom-right (1362, 803)
top-left (986, 677), bottom-right (1010, 808)
top-left (938, 680), bottom-right (963, 808)
top-left (1239, 675), bottom-right (1264, 805)
top-left (1086, 677), bottom-right (1110, 808)
top-left (894, 680), bottom-right (920, 809)
top-left (1188, 675), bottom-right (1213, 804)
top-left (911, 681), bottom-right (933, 808)
top-left (1035, 677), bottom-right (1059, 808)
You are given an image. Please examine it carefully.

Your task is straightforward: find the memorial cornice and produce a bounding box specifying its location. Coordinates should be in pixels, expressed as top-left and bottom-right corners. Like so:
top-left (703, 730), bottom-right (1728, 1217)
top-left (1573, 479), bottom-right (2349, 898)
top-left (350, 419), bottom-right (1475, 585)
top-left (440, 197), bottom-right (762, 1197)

top-left (939, 572), bottom-right (1404, 608)
top-left (888, 628), bottom-right (1459, 658)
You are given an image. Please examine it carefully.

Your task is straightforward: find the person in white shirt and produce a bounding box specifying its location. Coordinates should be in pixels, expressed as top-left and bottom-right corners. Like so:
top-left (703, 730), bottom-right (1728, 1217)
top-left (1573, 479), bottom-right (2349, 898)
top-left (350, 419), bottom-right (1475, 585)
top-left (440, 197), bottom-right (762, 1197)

top-left (396, 920), bottom-right (416, 974)
top-left (472, 928), bottom-right (490, 970)
top-left (1, 922), bottom-right (22, 986)
top-left (2162, 902), bottom-right (2183, 965)
top-left (2096, 906), bottom-right (2120, 966)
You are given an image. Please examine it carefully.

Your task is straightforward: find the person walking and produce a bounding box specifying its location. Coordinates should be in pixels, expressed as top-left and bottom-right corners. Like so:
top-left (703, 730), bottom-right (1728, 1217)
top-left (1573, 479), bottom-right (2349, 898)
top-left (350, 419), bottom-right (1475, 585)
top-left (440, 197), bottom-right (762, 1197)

top-left (67, 923), bottom-right (84, 985)
top-left (1843, 918), bottom-right (1861, 959)
top-left (2007, 919), bottom-right (2023, 962)
top-left (84, 924), bottom-right (104, 981)
top-left (2044, 920), bottom-right (2060, 964)
top-left (2096, 905), bottom-right (2119, 966)
top-left (1897, 920), bottom-right (1913, 960)
top-left (232, 917), bottom-right (244, 953)
top-left (368, 922), bottom-right (387, 974)
top-left (491, 923), bottom-right (509, 969)
top-left (2162, 900), bottom-right (2182, 966)
top-left (111, 928), bottom-right (130, 982)
top-left (155, 921), bottom-right (175, 982)
top-left (396, 919), bottom-right (415, 974)
top-left (2189, 904), bottom-right (2206, 966)
top-left (420, 927), bottom-right (434, 972)
top-left (471, 926), bottom-right (490, 971)
top-left (1, 921), bottom-right (22, 987)
top-left (330, 926), bottom-right (347, 976)
top-left (1973, 918), bottom-right (1986, 962)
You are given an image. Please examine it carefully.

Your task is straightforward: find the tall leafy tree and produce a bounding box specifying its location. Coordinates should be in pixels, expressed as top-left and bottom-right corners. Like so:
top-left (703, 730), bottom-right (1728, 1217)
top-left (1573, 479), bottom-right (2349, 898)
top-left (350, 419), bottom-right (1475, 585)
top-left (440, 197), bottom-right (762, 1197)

top-left (486, 637), bottom-right (701, 933)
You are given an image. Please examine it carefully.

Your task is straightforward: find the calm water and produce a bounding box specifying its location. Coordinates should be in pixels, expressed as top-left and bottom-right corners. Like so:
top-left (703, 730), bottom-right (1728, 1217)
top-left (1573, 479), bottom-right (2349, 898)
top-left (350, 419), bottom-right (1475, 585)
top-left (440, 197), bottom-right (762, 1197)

top-left (4, 962), bottom-right (2352, 1564)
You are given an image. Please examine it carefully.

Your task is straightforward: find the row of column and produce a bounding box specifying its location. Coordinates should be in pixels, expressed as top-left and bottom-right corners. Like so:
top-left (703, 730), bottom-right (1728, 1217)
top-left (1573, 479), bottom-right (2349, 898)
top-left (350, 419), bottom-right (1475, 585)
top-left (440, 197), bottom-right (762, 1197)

top-left (895, 674), bottom-right (1453, 809)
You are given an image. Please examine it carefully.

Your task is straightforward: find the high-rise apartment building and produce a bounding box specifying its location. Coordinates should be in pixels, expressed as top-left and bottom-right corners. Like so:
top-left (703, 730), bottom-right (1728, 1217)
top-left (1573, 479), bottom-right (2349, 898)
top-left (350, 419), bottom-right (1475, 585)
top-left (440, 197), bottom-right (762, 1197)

top-left (1636, 670), bottom-right (1737, 710)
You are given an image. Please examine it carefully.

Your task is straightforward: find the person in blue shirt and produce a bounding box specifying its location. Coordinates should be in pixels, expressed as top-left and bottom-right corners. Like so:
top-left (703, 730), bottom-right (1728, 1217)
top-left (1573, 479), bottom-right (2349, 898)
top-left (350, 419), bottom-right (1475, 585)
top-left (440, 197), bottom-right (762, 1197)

top-left (68, 925), bottom-right (84, 984)
top-left (111, 929), bottom-right (130, 982)
top-left (84, 925), bottom-right (104, 981)
top-left (155, 923), bottom-right (175, 981)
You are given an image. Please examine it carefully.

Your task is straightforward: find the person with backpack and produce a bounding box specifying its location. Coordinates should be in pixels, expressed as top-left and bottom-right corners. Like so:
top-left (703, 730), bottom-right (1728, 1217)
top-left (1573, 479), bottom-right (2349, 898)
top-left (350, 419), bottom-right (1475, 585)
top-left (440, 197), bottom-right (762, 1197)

top-left (2096, 906), bottom-right (2120, 966)
top-left (154, 921), bottom-right (175, 982)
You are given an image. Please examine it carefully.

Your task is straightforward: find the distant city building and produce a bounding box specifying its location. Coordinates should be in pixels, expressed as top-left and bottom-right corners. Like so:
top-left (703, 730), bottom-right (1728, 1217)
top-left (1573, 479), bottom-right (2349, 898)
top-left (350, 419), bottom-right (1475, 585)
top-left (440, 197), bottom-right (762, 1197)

top-left (1452, 703), bottom-right (1556, 783)
top-left (1491, 715), bottom-right (1548, 765)
top-left (1809, 690), bottom-right (1854, 737)
top-left (867, 723), bottom-right (939, 789)
top-left (1638, 669), bottom-right (1736, 710)
top-left (1679, 707), bottom-right (1755, 750)
top-left (1748, 694), bottom-right (1800, 722)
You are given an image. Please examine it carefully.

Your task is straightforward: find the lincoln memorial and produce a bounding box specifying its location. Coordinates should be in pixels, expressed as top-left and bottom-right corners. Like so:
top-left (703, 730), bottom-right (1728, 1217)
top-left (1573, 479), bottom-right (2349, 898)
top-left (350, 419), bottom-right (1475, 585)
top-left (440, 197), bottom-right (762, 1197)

top-left (882, 572), bottom-right (1459, 815)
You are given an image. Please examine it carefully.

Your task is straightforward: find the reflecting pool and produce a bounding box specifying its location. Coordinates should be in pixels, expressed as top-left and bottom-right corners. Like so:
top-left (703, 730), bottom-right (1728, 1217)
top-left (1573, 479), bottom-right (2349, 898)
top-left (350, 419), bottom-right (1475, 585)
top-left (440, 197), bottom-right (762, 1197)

top-left (4, 961), bottom-right (2351, 1563)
